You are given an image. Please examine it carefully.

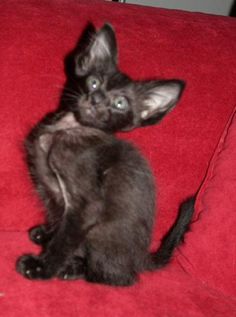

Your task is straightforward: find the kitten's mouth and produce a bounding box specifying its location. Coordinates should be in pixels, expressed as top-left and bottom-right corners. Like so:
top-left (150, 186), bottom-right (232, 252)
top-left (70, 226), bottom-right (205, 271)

top-left (77, 98), bottom-right (110, 129)
top-left (79, 99), bottom-right (97, 120)
top-left (82, 103), bottom-right (107, 121)
top-left (85, 107), bottom-right (95, 117)
top-left (82, 106), bottom-right (99, 124)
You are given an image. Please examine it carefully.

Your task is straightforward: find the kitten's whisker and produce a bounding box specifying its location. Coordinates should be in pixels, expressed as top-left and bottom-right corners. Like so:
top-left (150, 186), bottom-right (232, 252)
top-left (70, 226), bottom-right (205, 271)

top-left (62, 92), bottom-right (79, 100)
top-left (61, 96), bottom-right (76, 100)
top-left (54, 84), bottom-right (82, 96)
top-left (63, 87), bottom-right (82, 98)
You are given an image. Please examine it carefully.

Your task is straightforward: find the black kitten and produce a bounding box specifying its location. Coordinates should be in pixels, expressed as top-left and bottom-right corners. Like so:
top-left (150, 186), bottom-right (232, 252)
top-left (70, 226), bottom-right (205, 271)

top-left (16, 24), bottom-right (194, 286)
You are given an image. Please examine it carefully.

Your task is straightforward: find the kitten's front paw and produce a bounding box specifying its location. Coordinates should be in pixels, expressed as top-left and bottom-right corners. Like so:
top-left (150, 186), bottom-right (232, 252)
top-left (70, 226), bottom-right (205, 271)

top-left (29, 225), bottom-right (52, 246)
top-left (16, 254), bottom-right (50, 280)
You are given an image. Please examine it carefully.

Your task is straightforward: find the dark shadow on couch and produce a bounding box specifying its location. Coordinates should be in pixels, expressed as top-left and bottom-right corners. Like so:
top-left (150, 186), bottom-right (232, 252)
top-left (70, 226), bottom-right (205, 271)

top-left (229, 0), bottom-right (236, 17)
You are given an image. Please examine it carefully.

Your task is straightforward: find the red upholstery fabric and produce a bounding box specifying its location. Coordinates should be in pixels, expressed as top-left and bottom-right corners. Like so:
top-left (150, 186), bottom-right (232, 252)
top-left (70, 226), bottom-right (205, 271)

top-left (178, 105), bottom-right (236, 298)
top-left (1, 0), bottom-right (236, 316)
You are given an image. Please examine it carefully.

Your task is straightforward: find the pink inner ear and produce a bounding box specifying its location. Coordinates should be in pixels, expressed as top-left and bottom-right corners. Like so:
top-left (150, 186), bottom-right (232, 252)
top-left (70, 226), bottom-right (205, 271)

top-left (139, 80), bottom-right (184, 121)
top-left (90, 33), bottom-right (111, 60)
top-left (142, 91), bottom-right (179, 119)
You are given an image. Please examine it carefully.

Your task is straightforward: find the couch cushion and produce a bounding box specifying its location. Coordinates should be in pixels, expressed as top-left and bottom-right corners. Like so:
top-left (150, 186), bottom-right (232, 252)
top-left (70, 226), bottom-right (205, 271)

top-left (177, 105), bottom-right (236, 298)
top-left (1, 231), bottom-right (236, 317)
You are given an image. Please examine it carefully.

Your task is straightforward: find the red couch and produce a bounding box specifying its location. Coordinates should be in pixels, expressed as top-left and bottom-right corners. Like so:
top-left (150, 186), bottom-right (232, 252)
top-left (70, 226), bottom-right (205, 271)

top-left (1, 0), bottom-right (236, 316)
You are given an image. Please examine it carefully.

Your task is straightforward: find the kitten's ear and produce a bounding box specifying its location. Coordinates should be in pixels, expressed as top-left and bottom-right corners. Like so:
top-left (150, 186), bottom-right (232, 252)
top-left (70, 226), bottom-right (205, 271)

top-left (137, 80), bottom-right (185, 126)
top-left (76, 23), bottom-right (117, 75)
top-left (90, 23), bottom-right (117, 65)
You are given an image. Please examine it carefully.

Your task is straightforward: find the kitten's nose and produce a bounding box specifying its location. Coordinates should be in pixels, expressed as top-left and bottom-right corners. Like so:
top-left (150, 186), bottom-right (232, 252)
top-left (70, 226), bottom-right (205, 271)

top-left (91, 91), bottom-right (105, 105)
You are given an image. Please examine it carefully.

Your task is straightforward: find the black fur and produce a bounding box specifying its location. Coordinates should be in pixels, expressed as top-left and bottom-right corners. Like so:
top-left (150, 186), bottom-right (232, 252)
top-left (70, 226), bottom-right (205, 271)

top-left (16, 24), bottom-right (193, 286)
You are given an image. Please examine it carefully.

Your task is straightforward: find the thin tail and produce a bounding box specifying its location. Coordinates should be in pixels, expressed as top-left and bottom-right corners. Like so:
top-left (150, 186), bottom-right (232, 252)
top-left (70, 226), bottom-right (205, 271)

top-left (146, 197), bottom-right (195, 271)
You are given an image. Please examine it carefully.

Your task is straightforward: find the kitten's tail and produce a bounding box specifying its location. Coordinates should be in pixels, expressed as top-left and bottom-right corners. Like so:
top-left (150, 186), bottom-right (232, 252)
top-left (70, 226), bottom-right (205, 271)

top-left (146, 197), bottom-right (195, 271)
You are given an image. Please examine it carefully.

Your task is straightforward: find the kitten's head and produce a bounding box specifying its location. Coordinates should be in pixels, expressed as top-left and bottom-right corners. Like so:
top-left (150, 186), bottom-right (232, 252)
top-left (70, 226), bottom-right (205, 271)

top-left (70, 23), bottom-right (185, 132)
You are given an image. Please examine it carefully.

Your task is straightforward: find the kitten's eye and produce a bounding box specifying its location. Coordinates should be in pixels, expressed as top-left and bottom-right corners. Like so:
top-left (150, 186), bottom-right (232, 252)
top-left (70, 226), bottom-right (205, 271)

top-left (86, 76), bottom-right (101, 91)
top-left (112, 96), bottom-right (129, 111)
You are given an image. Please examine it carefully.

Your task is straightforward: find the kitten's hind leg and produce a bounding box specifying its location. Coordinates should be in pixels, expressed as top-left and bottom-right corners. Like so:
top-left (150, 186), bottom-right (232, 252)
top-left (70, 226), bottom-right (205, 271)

top-left (57, 256), bottom-right (86, 280)
top-left (85, 226), bottom-right (138, 286)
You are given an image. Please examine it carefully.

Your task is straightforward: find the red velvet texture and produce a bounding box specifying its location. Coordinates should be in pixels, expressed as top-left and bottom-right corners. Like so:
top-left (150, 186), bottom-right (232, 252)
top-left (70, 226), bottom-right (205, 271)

top-left (0, 0), bottom-right (236, 316)
top-left (179, 106), bottom-right (236, 298)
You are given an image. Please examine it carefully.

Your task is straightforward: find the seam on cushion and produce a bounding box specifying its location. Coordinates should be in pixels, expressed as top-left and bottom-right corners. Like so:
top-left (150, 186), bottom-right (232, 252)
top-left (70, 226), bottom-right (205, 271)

top-left (195, 104), bottom-right (236, 214)
top-left (175, 253), bottom-right (236, 307)
top-left (176, 257), bottom-right (236, 308)
top-left (175, 105), bottom-right (236, 299)
top-left (197, 277), bottom-right (236, 306)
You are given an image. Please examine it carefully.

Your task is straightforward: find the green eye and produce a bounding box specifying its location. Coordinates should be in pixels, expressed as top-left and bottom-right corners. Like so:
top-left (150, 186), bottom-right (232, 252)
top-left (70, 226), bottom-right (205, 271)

top-left (112, 96), bottom-right (129, 111)
top-left (86, 76), bottom-right (101, 91)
